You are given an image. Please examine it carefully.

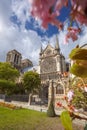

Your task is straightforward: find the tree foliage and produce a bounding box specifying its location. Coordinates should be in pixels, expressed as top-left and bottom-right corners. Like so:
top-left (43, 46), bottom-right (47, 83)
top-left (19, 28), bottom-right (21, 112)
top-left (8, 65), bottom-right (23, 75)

top-left (23, 71), bottom-right (41, 94)
top-left (69, 47), bottom-right (87, 78)
top-left (71, 78), bottom-right (87, 110)
top-left (0, 79), bottom-right (16, 95)
top-left (0, 62), bottom-right (20, 81)
top-left (0, 62), bottom-right (20, 95)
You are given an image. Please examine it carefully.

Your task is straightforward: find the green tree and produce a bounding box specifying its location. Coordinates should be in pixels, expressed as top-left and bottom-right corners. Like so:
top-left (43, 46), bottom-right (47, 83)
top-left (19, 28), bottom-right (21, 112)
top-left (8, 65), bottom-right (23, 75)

top-left (23, 71), bottom-right (41, 94)
top-left (71, 78), bottom-right (87, 111)
top-left (23, 71), bottom-right (41, 105)
top-left (0, 79), bottom-right (16, 95)
top-left (0, 62), bottom-right (20, 95)
top-left (0, 62), bottom-right (20, 81)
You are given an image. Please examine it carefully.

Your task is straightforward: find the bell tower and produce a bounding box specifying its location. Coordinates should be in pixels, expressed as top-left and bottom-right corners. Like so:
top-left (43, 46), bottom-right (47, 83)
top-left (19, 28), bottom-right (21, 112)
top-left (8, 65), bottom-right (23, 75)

top-left (6, 49), bottom-right (22, 71)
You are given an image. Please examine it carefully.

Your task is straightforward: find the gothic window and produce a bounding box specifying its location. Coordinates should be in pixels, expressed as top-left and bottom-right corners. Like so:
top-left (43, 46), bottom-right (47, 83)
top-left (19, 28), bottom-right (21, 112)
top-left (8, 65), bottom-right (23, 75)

top-left (56, 84), bottom-right (64, 94)
top-left (45, 49), bottom-right (52, 55)
top-left (14, 54), bottom-right (17, 63)
top-left (41, 57), bottom-right (56, 73)
top-left (16, 55), bottom-right (19, 64)
top-left (7, 54), bottom-right (11, 62)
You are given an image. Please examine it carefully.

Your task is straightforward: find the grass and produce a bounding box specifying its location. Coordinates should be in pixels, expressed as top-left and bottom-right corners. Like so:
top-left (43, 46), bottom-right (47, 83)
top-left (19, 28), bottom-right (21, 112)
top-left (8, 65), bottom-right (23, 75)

top-left (0, 106), bottom-right (84, 130)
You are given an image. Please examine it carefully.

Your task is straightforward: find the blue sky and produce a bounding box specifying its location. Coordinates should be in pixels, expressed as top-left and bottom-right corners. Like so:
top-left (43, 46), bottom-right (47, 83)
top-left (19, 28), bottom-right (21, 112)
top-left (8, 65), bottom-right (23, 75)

top-left (0, 0), bottom-right (87, 65)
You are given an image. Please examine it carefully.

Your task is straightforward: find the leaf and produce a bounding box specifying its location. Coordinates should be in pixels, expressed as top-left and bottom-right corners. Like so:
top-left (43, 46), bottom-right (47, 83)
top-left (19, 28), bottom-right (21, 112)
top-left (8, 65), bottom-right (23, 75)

top-left (69, 48), bottom-right (87, 60)
top-left (84, 124), bottom-right (87, 130)
top-left (70, 63), bottom-right (87, 78)
top-left (60, 111), bottom-right (73, 130)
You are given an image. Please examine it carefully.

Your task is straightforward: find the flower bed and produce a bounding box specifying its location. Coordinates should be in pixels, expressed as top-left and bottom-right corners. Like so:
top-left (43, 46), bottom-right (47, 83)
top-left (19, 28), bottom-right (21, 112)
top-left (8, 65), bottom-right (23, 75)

top-left (0, 101), bottom-right (22, 109)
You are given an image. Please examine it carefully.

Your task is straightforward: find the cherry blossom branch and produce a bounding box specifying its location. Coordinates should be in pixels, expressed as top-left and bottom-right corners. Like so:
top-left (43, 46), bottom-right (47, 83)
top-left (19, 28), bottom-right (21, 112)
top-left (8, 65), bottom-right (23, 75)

top-left (29, 0), bottom-right (87, 42)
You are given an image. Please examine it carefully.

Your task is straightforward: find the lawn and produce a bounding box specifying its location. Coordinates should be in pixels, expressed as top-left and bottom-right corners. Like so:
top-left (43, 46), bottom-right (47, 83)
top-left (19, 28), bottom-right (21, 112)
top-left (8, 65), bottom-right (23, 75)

top-left (0, 106), bottom-right (84, 130)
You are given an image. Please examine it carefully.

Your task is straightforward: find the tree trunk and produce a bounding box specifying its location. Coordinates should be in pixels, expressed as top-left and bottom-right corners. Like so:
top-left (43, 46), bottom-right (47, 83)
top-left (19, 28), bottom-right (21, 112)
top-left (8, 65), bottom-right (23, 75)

top-left (28, 93), bottom-right (32, 105)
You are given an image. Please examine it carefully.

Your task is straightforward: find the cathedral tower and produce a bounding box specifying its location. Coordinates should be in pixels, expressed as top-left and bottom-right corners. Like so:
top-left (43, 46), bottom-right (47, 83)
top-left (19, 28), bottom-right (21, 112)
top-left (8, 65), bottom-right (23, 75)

top-left (6, 49), bottom-right (22, 71)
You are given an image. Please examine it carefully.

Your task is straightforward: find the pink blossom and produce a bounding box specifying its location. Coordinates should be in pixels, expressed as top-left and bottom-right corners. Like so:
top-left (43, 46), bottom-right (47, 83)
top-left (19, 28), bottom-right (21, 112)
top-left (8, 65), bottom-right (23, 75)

top-left (71, 0), bottom-right (87, 11)
top-left (67, 90), bottom-right (74, 102)
top-left (84, 87), bottom-right (87, 92)
top-left (71, 0), bottom-right (87, 25)
top-left (30, 0), bottom-right (65, 29)
top-left (57, 102), bottom-right (62, 107)
top-left (29, 0), bottom-right (87, 42)
top-left (55, 0), bottom-right (68, 11)
top-left (65, 31), bottom-right (78, 43)
top-left (75, 13), bottom-right (87, 25)
top-left (74, 108), bottom-right (78, 112)
top-left (65, 27), bottom-right (81, 43)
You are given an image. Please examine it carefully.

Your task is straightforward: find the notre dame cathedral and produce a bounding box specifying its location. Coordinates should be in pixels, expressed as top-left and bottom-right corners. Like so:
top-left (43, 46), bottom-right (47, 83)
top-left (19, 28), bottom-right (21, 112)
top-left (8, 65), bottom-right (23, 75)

top-left (6, 37), bottom-right (69, 106)
top-left (39, 37), bottom-right (69, 105)
top-left (6, 49), bottom-right (33, 72)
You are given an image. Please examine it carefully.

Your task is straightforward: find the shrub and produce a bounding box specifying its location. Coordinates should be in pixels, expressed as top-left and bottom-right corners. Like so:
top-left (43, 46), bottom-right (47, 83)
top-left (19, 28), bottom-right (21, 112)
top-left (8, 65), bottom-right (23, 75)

top-left (0, 79), bottom-right (16, 95)
top-left (47, 100), bottom-right (56, 117)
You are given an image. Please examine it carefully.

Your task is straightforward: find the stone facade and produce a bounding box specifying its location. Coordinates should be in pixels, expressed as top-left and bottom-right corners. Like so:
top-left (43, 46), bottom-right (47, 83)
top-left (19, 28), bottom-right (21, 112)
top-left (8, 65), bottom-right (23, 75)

top-left (21, 59), bottom-right (33, 70)
top-left (6, 49), bottom-right (33, 72)
top-left (6, 49), bottom-right (22, 71)
top-left (39, 43), bottom-right (66, 82)
top-left (6, 42), bottom-right (69, 107)
top-left (39, 38), bottom-right (69, 106)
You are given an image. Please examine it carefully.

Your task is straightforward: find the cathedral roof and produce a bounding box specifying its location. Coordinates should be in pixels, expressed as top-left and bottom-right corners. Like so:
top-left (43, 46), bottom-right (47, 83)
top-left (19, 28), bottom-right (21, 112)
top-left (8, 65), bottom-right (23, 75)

top-left (7, 49), bottom-right (21, 56)
top-left (22, 65), bottom-right (40, 74)
top-left (40, 44), bottom-right (54, 54)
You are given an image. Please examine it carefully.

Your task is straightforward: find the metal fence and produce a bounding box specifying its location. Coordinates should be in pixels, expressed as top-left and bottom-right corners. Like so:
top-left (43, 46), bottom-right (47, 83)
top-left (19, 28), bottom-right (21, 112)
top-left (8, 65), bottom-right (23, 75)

top-left (0, 94), bottom-right (48, 106)
top-left (0, 94), bottom-right (29, 102)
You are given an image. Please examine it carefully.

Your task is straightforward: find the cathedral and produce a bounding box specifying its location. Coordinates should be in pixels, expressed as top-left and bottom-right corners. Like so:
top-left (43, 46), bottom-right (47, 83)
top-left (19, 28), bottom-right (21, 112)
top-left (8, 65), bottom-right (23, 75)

top-left (38, 38), bottom-right (69, 105)
top-left (6, 49), bottom-right (33, 72)
top-left (6, 37), bottom-right (69, 106)
top-left (39, 39), bottom-right (67, 82)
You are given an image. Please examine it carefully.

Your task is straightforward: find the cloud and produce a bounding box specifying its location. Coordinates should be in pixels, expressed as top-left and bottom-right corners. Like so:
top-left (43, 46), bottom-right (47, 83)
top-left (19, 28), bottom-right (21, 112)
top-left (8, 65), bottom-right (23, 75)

top-left (0, 0), bottom-right (42, 65)
top-left (0, 0), bottom-right (87, 66)
top-left (0, 22), bottom-right (42, 64)
top-left (58, 24), bottom-right (87, 59)
top-left (11, 0), bottom-right (30, 25)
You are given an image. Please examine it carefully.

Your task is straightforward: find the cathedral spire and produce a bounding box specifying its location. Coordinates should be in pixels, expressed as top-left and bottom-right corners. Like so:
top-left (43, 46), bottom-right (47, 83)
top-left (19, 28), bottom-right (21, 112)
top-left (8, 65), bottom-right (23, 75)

top-left (55, 35), bottom-right (60, 53)
top-left (40, 44), bottom-right (43, 55)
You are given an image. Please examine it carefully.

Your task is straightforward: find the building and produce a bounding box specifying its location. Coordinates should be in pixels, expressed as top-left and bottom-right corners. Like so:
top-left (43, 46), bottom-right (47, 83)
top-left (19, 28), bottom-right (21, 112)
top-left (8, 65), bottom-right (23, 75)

top-left (39, 38), bottom-right (69, 106)
top-left (6, 49), bottom-right (22, 71)
top-left (6, 49), bottom-right (33, 72)
top-left (21, 59), bottom-right (33, 71)
top-left (6, 39), bottom-right (69, 107)
top-left (39, 39), bottom-right (67, 83)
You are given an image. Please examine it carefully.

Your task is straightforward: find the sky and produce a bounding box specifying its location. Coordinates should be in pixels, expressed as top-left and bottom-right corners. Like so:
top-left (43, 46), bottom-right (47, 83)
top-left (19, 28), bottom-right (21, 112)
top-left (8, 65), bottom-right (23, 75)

top-left (0, 0), bottom-right (87, 65)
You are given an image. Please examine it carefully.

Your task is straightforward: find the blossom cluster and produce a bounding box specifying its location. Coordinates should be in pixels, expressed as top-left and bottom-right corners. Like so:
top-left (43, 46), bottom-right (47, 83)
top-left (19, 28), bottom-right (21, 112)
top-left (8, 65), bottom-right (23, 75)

top-left (56, 86), bottom-right (87, 120)
top-left (29, 0), bottom-right (87, 42)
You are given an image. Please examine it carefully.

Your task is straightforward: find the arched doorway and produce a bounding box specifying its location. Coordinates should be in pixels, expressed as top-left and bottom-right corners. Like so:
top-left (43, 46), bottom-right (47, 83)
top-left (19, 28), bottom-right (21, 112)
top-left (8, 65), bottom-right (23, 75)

top-left (56, 84), bottom-right (64, 94)
top-left (40, 82), bottom-right (49, 105)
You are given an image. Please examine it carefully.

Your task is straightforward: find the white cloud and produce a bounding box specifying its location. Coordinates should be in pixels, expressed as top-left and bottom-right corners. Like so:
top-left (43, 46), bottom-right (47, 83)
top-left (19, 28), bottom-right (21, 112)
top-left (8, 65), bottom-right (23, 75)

top-left (0, 0), bottom-right (42, 65)
top-left (0, 22), bottom-right (42, 64)
top-left (0, 0), bottom-right (87, 66)
top-left (46, 24), bottom-right (87, 60)
top-left (11, 0), bottom-right (30, 25)
top-left (58, 24), bottom-right (87, 59)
